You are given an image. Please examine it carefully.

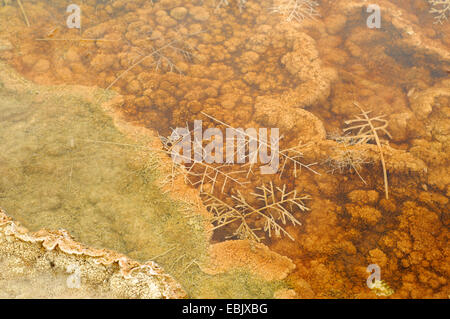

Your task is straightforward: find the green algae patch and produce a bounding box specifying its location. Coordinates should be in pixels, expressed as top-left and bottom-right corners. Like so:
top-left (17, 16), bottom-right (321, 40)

top-left (0, 62), bottom-right (285, 298)
top-left (182, 269), bottom-right (288, 299)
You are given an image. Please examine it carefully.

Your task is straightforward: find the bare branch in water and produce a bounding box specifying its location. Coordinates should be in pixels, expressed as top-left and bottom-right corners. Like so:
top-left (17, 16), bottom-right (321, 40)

top-left (270, 0), bottom-right (320, 24)
top-left (205, 182), bottom-right (310, 242)
top-left (338, 102), bottom-right (391, 199)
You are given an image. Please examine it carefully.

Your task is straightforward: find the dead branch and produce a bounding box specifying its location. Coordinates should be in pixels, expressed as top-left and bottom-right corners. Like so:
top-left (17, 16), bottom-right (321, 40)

top-left (342, 102), bottom-right (391, 199)
top-left (205, 182), bottom-right (310, 242)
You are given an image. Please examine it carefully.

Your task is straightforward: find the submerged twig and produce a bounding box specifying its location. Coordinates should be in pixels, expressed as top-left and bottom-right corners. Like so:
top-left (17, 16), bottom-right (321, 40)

top-left (270, 0), bottom-right (320, 24)
top-left (107, 30), bottom-right (204, 90)
top-left (215, 0), bottom-right (248, 13)
top-left (428, 0), bottom-right (450, 24)
top-left (17, 0), bottom-right (30, 27)
top-left (160, 126), bottom-right (250, 194)
top-left (200, 112), bottom-right (320, 177)
top-left (35, 38), bottom-right (120, 42)
top-left (342, 102), bottom-right (391, 199)
top-left (324, 137), bottom-right (372, 185)
top-left (205, 182), bottom-right (310, 242)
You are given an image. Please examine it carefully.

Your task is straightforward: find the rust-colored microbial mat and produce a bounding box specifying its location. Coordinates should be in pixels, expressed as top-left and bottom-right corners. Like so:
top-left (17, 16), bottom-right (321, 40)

top-left (0, 0), bottom-right (449, 299)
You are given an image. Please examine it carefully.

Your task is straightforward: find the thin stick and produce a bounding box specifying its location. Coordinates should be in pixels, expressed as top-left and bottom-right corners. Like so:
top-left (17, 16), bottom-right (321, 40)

top-left (150, 246), bottom-right (176, 261)
top-left (35, 38), bottom-right (120, 42)
top-left (180, 259), bottom-right (198, 275)
top-left (106, 30), bottom-right (204, 90)
top-left (17, 0), bottom-right (30, 27)
top-left (201, 111), bottom-right (320, 176)
top-left (343, 141), bottom-right (367, 185)
top-left (106, 39), bottom-right (177, 90)
top-left (353, 102), bottom-right (389, 199)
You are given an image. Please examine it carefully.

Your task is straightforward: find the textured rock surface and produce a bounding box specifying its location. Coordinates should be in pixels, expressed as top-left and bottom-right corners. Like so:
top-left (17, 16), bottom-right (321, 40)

top-left (0, 209), bottom-right (186, 298)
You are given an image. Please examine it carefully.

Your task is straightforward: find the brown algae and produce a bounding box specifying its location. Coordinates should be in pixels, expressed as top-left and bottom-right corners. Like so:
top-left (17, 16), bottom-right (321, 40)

top-left (0, 0), bottom-right (448, 299)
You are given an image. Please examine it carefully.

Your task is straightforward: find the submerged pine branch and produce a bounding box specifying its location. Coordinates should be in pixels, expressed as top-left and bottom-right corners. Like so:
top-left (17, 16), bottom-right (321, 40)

top-left (428, 0), bottom-right (450, 24)
top-left (340, 102), bottom-right (391, 199)
top-left (159, 127), bottom-right (250, 194)
top-left (107, 28), bottom-right (204, 89)
top-left (214, 0), bottom-right (248, 13)
top-left (200, 112), bottom-right (319, 178)
top-left (205, 182), bottom-right (310, 242)
top-left (270, 0), bottom-right (320, 24)
top-left (324, 135), bottom-right (373, 185)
